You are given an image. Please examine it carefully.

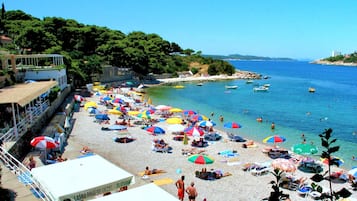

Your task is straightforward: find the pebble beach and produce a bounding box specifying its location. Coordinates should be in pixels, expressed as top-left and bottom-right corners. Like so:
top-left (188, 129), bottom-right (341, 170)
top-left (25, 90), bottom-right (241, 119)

top-left (58, 86), bottom-right (356, 201)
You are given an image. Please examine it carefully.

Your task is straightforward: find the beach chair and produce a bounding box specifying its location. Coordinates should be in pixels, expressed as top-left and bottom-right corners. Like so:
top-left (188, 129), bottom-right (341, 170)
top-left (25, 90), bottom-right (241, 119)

top-left (250, 166), bottom-right (270, 176)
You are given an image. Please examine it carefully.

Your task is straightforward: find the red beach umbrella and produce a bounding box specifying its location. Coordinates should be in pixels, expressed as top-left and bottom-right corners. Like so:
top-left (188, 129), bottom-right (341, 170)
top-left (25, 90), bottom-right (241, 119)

top-left (188, 154), bottom-right (214, 164)
top-left (185, 127), bottom-right (204, 137)
top-left (224, 122), bottom-right (242, 129)
top-left (30, 136), bottom-right (59, 149)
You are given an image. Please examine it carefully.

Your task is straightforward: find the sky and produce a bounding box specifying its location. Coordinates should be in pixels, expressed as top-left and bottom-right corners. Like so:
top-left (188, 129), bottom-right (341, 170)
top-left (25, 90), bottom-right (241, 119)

top-left (3, 0), bottom-right (357, 60)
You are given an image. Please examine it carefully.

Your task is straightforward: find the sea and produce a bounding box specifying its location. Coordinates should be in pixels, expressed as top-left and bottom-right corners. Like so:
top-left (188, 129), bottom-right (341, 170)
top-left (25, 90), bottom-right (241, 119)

top-left (146, 60), bottom-right (357, 170)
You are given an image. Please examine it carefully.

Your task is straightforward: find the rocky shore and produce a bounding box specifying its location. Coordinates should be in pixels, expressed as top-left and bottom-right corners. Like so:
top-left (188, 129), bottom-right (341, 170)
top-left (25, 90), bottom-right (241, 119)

top-left (311, 60), bottom-right (357, 67)
top-left (156, 70), bottom-right (261, 84)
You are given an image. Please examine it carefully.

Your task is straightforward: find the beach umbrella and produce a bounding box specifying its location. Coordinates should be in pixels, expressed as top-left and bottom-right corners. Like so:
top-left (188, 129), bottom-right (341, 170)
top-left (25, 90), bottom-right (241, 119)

top-left (348, 167), bottom-right (357, 178)
top-left (224, 122), bottom-right (242, 129)
top-left (188, 154), bottom-right (214, 164)
top-left (190, 114), bottom-right (208, 122)
top-left (272, 158), bottom-right (297, 172)
top-left (141, 109), bottom-right (155, 115)
top-left (291, 143), bottom-right (318, 155)
top-left (168, 124), bottom-right (186, 132)
top-left (95, 114), bottom-right (110, 120)
top-left (107, 109), bottom-right (122, 115)
top-left (137, 112), bottom-right (151, 119)
top-left (263, 135), bottom-right (286, 144)
top-left (30, 136), bottom-right (59, 150)
top-left (107, 125), bottom-right (127, 131)
top-left (84, 101), bottom-right (97, 110)
top-left (74, 94), bottom-right (84, 102)
top-left (112, 98), bottom-right (124, 104)
top-left (101, 96), bottom-right (112, 101)
top-left (183, 110), bottom-right (197, 116)
top-left (88, 107), bottom-right (100, 115)
top-left (198, 120), bottom-right (216, 127)
top-left (147, 98), bottom-right (152, 105)
top-left (128, 111), bottom-right (140, 116)
top-left (145, 126), bottom-right (165, 134)
top-left (155, 105), bottom-right (172, 110)
top-left (185, 127), bottom-right (204, 137)
top-left (321, 157), bottom-right (344, 166)
top-left (169, 108), bottom-right (183, 113)
top-left (166, 117), bottom-right (183, 124)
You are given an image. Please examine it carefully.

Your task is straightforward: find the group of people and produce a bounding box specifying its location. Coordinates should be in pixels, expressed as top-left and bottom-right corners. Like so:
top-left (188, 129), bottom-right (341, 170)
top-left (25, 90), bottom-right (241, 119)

top-left (175, 175), bottom-right (198, 201)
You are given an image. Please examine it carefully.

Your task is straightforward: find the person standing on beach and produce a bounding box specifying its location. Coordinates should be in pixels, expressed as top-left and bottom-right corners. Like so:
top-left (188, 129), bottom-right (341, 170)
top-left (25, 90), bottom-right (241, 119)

top-left (186, 181), bottom-right (198, 201)
top-left (175, 175), bottom-right (185, 201)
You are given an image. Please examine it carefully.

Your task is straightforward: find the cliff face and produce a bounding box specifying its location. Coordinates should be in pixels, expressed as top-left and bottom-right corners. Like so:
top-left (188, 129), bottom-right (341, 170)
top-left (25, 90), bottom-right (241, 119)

top-left (311, 60), bottom-right (357, 67)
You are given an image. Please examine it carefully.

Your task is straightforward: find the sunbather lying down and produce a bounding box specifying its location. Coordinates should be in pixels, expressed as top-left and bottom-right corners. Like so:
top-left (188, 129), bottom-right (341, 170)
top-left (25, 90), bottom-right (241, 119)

top-left (196, 168), bottom-right (232, 180)
top-left (182, 148), bottom-right (206, 156)
top-left (143, 166), bottom-right (166, 176)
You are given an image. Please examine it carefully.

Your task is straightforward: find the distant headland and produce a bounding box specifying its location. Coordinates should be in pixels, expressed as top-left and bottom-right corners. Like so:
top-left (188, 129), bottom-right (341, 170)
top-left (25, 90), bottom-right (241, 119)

top-left (203, 54), bottom-right (294, 61)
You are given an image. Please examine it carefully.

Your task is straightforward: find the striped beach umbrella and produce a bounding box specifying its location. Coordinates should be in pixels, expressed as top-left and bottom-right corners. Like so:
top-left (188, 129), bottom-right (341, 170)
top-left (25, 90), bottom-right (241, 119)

top-left (185, 127), bottom-right (204, 137)
top-left (30, 136), bottom-right (59, 149)
top-left (224, 122), bottom-right (242, 129)
top-left (188, 154), bottom-right (214, 164)
top-left (145, 126), bottom-right (165, 134)
top-left (263, 135), bottom-right (286, 144)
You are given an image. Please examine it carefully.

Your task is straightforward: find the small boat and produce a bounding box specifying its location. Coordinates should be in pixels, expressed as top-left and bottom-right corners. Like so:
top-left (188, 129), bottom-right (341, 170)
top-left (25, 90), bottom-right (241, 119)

top-left (309, 87), bottom-right (315, 93)
top-left (263, 84), bottom-right (271, 88)
top-left (196, 83), bottom-right (203, 86)
top-left (253, 86), bottom-right (269, 92)
top-left (225, 85), bottom-right (238, 89)
top-left (263, 75), bottom-right (270, 79)
top-left (173, 85), bottom-right (185, 89)
top-left (246, 80), bottom-right (254, 84)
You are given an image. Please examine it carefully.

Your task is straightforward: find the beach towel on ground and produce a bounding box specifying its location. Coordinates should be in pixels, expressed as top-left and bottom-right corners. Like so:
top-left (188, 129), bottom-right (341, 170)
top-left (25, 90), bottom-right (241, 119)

top-left (152, 178), bottom-right (174, 186)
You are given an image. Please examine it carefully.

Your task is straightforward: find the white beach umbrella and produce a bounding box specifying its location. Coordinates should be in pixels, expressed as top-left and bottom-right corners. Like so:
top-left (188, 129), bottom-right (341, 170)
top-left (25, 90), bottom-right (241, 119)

top-left (168, 124), bottom-right (186, 132)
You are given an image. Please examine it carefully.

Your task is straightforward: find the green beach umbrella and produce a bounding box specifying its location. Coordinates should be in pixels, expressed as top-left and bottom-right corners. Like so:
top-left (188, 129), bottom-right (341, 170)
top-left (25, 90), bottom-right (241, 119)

top-left (291, 143), bottom-right (318, 155)
top-left (188, 154), bottom-right (214, 165)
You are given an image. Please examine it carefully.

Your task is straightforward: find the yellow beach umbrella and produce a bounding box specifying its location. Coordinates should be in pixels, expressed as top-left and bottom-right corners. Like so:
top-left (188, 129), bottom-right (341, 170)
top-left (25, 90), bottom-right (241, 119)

top-left (170, 108), bottom-right (183, 113)
top-left (84, 101), bottom-right (97, 110)
top-left (166, 117), bottom-right (183, 124)
top-left (108, 109), bottom-right (122, 115)
top-left (137, 112), bottom-right (151, 119)
top-left (147, 98), bottom-right (152, 105)
top-left (128, 111), bottom-right (140, 116)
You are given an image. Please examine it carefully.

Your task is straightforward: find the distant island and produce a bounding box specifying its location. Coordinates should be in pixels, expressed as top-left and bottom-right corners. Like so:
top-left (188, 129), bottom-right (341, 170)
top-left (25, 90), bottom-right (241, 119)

top-left (312, 52), bottom-right (357, 67)
top-left (203, 54), bottom-right (294, 61)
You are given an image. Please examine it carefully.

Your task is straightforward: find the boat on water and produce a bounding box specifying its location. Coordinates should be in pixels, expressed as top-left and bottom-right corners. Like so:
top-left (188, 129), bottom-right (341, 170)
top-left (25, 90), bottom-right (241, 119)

top-left (246, 80), bottom-right (254, 84)
top-left (225, 85), bottom-right (238, 89)
top-left (173, 85), bottom-right (185, 89)
top-left (309, 87), bottom-right (315, 93)
top-left (253, 86), bottom-right (269, 92)
top-left (263, 84), bottom-right (271, 88)
top-left (196, 83), bottom-right (203, 86)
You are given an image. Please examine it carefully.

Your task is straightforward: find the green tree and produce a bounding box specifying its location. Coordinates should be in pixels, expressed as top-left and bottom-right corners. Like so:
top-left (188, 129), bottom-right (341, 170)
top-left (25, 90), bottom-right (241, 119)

top-left (310, 128), bottom-right (352, 200)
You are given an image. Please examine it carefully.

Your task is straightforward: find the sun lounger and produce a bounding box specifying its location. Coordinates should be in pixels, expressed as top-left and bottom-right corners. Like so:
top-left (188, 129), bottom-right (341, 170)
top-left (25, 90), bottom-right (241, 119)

top-left (250, 166), bottom-right (271, 176)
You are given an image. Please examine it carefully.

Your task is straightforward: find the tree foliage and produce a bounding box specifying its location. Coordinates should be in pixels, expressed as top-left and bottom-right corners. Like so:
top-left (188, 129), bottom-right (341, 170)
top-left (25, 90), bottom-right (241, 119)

top-left (1, 8), bottom-right (236, 86)
top-left (310, 128), bottom-right (352, 200)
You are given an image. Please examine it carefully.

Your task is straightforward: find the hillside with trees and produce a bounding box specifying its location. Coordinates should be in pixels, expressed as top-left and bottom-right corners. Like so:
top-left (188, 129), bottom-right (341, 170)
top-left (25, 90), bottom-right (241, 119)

top-left (0, 6), bottom-right (236, 85)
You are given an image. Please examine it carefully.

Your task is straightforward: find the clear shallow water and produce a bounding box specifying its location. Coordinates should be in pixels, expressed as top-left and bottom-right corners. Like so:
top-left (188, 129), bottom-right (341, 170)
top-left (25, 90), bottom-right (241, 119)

top-left (146, 60), bottom-right (357, 169)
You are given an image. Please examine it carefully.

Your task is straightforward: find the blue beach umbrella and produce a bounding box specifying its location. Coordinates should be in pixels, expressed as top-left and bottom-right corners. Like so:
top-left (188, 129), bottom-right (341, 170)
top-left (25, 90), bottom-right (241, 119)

top-left (198, 120), bottom-right (216, 127)
top-left (95, 114), bottom-right (110, 120)
top-left (145, 126), bottom-right (166, 134)
top-left (224, 122), bottom-right (242, 129)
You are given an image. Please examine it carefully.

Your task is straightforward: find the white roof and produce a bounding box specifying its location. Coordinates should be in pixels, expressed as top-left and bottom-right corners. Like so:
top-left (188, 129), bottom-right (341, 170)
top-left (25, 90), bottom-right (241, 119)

top-left (31, 155), bottom-right (135, 201)
top-left (89, 183), bottom-right (178, 201)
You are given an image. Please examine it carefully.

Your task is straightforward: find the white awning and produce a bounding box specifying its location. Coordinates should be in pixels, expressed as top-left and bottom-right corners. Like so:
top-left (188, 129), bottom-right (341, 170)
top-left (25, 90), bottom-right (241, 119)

top-left (31, 155), bottom-right (135, 201)
top-left (89, 183), bottom-right (178, 201)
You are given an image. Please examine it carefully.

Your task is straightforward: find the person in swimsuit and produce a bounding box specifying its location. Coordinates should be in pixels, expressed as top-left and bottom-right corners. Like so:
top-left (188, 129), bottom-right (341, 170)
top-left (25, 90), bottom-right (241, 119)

top-left (186, 182), bottom-right (198, 201)
top-left (175, 175), bottom-right (185, 201)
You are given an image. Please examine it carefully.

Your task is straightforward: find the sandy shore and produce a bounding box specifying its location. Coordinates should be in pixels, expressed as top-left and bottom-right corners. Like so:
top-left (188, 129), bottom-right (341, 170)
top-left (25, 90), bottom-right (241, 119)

top-left (59, 92), bottom-right (355, 201)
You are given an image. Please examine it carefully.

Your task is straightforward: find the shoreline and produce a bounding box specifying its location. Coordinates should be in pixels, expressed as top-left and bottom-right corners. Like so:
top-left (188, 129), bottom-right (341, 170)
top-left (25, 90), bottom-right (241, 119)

top-left (55, 90), bottom-right (355, 201)
top-left (149, 70), bottom-right (262, 86)
top-left (311, 60), bottom-right (357, 67)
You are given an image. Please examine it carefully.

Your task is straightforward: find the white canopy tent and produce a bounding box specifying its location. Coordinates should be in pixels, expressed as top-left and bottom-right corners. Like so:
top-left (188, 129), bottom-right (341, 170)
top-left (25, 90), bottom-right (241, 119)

top-left (89, 183), bottom-right (178, 201)
top-left (31, 155), bottom-right (135, 201)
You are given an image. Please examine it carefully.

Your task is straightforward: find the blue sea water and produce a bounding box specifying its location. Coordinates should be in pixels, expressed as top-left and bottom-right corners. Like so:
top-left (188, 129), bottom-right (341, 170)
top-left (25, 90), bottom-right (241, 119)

top-left (146, 60), bottom-right (357, 169)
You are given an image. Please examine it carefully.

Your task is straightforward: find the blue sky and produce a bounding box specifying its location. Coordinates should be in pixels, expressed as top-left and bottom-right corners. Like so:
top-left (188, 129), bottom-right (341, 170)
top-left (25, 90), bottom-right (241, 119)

top-left (4, 0), bottom-right (357, 60)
